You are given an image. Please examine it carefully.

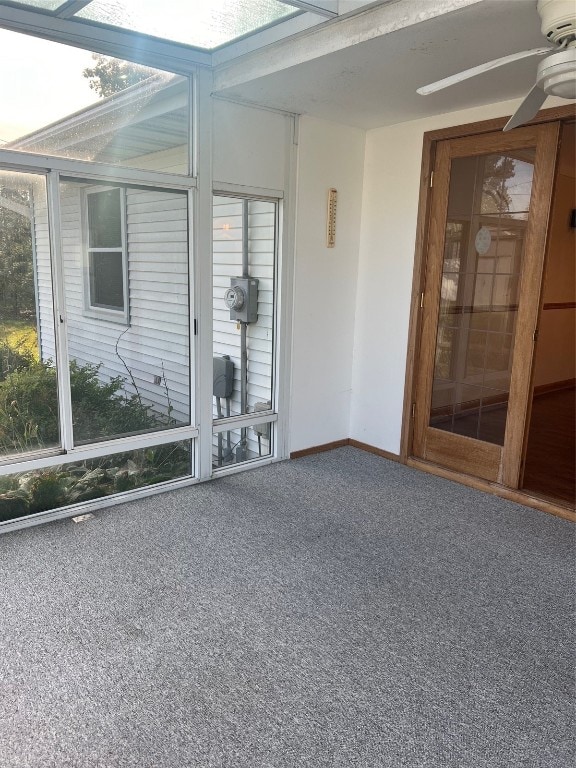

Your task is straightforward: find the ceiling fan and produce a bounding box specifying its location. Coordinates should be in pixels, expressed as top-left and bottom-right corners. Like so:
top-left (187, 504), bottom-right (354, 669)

top-left (417, 0), bottom-right (576, 131)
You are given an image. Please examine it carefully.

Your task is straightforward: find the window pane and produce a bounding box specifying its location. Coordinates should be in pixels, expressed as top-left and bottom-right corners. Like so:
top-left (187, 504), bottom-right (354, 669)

top-left (11, 1), bottom-right (64, 9)
top-left (0, 170), bottom-right (60, 458)
top-left (1, 29), bottom-right (189, 174)
top-left (76, 0), bottom-right (297, 49)
top-left (60, 180), bottom-right (191, 445)
top-left (430, 151), bottom-right (535, 446)
top-left (213, 424), bottom-right (272, 469)
top-left (87, 189), bottom-right (122, 248)
top-left (212, 196), bottom-right (276, 438)
top-left (89, 252), bottom-right (124, 310)
top-left (0, 440), bottom-right (192, 524)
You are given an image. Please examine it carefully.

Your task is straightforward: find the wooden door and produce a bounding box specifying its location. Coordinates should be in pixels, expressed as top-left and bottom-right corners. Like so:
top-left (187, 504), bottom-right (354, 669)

top-left (412, 123), bottom-right (559, 485)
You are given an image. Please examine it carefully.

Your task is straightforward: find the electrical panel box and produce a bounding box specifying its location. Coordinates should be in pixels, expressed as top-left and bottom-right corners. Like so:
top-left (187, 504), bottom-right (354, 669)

top-left (224, 277), bottom-right (259, 324)
top-left (253, 400), bottom-right (272, 440)
top-left (213, 355), bottom-right (234, 398)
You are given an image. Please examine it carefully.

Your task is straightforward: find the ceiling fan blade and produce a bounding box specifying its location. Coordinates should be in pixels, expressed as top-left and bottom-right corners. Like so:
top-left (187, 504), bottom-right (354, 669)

top-left (503, 84), bottom-right (548, 131)
top-left (417, 47), bottom-right (552, 96)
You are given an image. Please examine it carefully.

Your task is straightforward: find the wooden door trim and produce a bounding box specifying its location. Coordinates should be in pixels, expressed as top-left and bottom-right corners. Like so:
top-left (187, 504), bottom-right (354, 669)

top-left (399, 131), bottom-right (436, 461)
top-left (412, 139), bottom-right (451, 458)
top-left (419, 104), bottom-right (575, 144)
top-left (400, 105), bottom-right (574, 465)
top-left (500, 121), bottom-right (560, 486)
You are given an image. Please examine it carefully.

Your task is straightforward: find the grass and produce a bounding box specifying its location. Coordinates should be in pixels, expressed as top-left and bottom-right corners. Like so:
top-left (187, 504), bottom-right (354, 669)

top-left (0, 319), bottom-right (39, 360)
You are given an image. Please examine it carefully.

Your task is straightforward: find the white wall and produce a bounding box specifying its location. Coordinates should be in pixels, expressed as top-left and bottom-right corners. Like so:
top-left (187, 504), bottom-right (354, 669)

top-left (213, 99), bottom-right (291, 191)
top-left (350, 96), bottom-right (568, 455)
top-left (289, 115), bottom-right (365, 453)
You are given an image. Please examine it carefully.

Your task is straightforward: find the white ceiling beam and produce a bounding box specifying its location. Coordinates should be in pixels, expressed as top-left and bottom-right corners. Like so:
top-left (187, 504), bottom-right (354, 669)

top-left (282, 1), bottom-right (339, 18)
top-left (56, 1), bottom-right (93, 20)
top-left (213, 0), bottom-right (484, 92)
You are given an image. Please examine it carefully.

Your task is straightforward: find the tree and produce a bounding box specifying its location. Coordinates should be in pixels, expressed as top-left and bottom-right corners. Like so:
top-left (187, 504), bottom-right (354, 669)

top-left (83, 54), bottom-right (154, 98)
top-left (0, 188), bottom-right (35, 320)
top-left (481, 155), bottom-right (516, 214)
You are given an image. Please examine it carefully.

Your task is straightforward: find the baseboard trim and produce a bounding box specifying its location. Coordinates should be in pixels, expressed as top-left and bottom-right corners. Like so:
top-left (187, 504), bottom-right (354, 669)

top-left (290, 438), bottom-right (401, 462)
top-left (290, 439), bottom-right (349, 459)
top-left (348, 439), bottom-right (401, 463)
top-left (533, 378), bottom-right (575, 396)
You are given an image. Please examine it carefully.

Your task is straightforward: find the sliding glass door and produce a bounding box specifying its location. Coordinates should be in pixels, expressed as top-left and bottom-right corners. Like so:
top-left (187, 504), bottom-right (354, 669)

top-left (59, 178), bottom-right (192, 445)
top-left (0, 170), bottom-right (60, 460)
top-left (0, 168), bottom-right (196, 522)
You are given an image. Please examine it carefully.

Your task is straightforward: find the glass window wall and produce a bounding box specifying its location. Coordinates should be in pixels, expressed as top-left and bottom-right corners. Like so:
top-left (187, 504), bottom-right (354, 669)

top-left (212, 195), bottom-right (277, 468)
top-left (0, 28), bottom-right (189, 174)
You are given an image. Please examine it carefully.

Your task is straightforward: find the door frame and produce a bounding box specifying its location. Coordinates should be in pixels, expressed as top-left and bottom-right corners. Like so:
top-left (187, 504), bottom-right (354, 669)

top-left (400, 104), bottom-right (576, 518)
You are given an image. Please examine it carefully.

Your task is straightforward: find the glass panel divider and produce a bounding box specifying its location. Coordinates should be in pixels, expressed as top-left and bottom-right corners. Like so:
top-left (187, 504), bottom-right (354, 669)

top-left (47, 170), bottom-right (74, 451)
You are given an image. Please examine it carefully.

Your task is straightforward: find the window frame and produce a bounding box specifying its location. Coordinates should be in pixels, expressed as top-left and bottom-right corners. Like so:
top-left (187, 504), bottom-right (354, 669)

top-left (82, 184), bottom-right (129, 324)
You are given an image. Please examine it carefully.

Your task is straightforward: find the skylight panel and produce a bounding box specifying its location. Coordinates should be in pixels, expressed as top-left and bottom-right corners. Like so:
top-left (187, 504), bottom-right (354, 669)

top-left (10, 0), bottom-right (65, 9)
top-left (74, 0), bottom-right (299, 49)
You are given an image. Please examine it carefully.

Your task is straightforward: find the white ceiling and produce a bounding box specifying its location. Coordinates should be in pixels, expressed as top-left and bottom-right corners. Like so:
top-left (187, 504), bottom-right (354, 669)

top-left (212, 0), bottom-right (560, 129)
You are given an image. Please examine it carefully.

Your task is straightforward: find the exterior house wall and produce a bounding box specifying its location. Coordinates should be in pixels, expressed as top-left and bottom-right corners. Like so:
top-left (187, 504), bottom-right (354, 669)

top-left (32, 194), bottom-right (55, 362)
top-left (212, 195), bottom-right (276, 460)
top-left (350, 95), bottom-right (567, 456)
top-left (33, 96), bottom-right (291, 444)
top-left (61, 183), bottom-right (191, 424)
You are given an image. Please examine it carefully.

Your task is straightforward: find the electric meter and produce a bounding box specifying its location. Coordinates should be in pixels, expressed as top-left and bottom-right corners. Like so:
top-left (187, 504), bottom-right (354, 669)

top-left (224, 286), bottom-right (246, 312)
top-left (224, 277), bottom-right (259, 323)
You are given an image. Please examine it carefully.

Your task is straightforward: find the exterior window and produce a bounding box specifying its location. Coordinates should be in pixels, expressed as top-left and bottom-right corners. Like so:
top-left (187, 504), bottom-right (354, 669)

top-left (85, 187), bottom-right (128, 319)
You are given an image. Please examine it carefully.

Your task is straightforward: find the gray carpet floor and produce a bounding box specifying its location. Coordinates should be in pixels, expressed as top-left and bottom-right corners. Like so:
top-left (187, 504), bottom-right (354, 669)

top-left (0, 446), bottom-right (574, 768)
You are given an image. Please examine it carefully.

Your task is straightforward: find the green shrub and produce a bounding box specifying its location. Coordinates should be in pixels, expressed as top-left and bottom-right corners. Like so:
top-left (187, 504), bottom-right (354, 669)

top-left (0, 361), bottom-right (191, 524)
top-left (0, 362), bottom-right (59, 453)
top-left (69, 361), bottom-right (157, 442)
top-left (21, 471), bottom-right (68, 514)
top-left (0, 360), bottom-right (161, 455)
top-left (0, 338), bottom-right (35, 380)
top-left (0, 491), bottom-right (29, 522)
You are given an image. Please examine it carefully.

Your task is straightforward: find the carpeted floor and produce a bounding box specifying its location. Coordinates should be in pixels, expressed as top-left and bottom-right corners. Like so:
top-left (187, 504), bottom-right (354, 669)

top-left (0, 447), bottom-right (574, 768)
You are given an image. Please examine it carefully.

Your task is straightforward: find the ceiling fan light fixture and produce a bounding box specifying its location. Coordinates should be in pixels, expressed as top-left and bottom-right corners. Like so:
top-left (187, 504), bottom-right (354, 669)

top-left (538, 0), bottom-right (576, 44)
top-left (537, 47), bottom-right (576, 99)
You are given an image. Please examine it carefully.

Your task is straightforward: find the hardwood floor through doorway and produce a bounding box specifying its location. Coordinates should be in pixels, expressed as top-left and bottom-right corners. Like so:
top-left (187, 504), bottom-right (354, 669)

top-left (523, 387), bottom-right (576, 506)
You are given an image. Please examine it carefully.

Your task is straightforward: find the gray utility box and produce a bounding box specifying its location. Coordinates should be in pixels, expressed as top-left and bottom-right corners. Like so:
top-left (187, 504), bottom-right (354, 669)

top-left (213, 355), bottom-right (234, 398)
top-left (224, 277), bottom-right (259, 324)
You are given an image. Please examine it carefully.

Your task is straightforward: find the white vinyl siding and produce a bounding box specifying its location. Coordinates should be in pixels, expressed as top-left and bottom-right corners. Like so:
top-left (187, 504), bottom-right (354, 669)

top-left (212, 195), bottom-right (276, 461)
top-left (58, 183), bottom-right (190, 425)
top-left (31, 193), bottom-right (56, 363)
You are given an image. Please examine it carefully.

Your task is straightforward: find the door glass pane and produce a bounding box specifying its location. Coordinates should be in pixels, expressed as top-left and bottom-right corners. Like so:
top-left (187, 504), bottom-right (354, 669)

top-left (0, 170), bottom-right (60, 458)
top-left (212, 195), bottom-right (276, 467)
top-left (429, 150), bottom-right (536, 445)
top-left (60, 179), bottom-right (191, 446)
